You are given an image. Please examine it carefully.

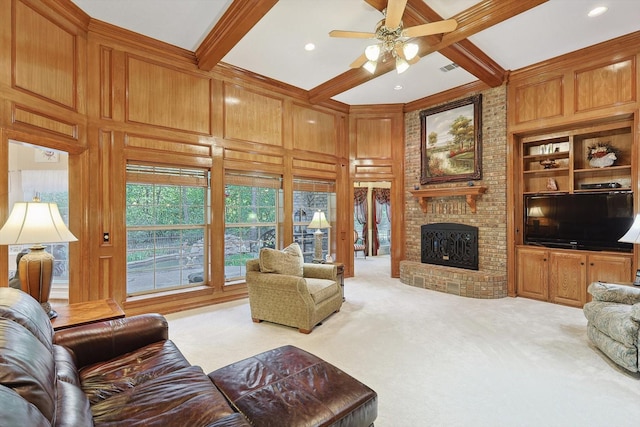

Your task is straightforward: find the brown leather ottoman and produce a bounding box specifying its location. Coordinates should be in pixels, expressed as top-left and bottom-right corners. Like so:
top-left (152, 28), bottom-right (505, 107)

top-left (208, 345), bottom-right (377, 427)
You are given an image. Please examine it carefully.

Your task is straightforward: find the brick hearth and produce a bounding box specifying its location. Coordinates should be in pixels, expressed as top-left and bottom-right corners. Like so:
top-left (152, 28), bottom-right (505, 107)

top-left (400, 261), bottom-right (507, 299)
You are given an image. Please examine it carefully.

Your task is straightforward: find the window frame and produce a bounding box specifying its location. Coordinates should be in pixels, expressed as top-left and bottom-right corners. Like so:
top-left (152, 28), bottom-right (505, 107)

top-left (125, 163), bottom-right (210, 296)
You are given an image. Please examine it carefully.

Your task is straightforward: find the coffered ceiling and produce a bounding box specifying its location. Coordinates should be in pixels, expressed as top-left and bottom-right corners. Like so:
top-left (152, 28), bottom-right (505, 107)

top-left (69, 0), bottom-right (640, 106)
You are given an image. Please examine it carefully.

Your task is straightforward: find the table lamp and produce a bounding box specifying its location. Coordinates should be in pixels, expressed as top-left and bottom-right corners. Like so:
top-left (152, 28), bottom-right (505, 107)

top-left (0, 198), bottom-right (77, 318)
top-left (618, 214), bottom-right (640, 286)
top-left (307, 210), bottom-right (331, 263)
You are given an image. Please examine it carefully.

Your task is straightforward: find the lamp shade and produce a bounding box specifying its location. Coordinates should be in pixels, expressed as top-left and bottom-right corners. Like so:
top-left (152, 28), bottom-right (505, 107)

top-left (308, 210), bottom-right (331, 230)
top-left (403, 42), bottom-right (419, 61)
top-left (365, 44), bottom-right (380, 61)
top-left (618, 214), bottom-right (640, 243)
top-left (528, 206), bottom-right (544, 218)
top-left (395, 57), bottom-right (410, 74)
top-left (0, 202), bottom-right (77, 245)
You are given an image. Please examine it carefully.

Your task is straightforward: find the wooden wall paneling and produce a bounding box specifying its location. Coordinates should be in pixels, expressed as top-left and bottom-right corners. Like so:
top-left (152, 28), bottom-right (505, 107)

top-left (223, 148), bottom-right (284, 175)
top-left (211, 79), bottom-right (224, 139)
top-left (100, 47), bottom-right (113, 119)
top-left (291, 103), bottom-right (336, 155)
top-left (13, 0), bottom-right (76, 109)
top-left (282, 155), bottom-right (294, 246)
top-left (12, 104), bottom-right (78, 139)
top-left (575, 58), bottom-right (635, 113)
top-left (0, 128), bottom-right (8, 285)
top-left (390, 112), bottom-right (405, 278)
top-left (514, 76), bottom-right (564, 124)
top-left (124, 134), bottom-right (213, 169)
top-left (126, 56), bottom-right (211, 134)
top-left (291, 158), bottom-right (337, 179)
top-left (69, 143), bottom-right (91, 304)
top-left (354, 117), bottom-right (393, 160)
top-left (210, 145), bottom-right (225, 291)
top-left (98, 130), bottom-right (113, 252)
top-left (223, 83), bottom-right (283, 146)
top-left (0, 1), bottom-right (11, 92)
top-left (97, 256), bottom-right (111, 300)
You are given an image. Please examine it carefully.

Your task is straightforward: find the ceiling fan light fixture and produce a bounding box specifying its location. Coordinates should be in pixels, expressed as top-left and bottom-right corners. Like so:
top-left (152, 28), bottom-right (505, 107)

top-left (395, 57), bottom-right (409, 74)
top-left (363, 60), bottom-right (377, 74)
top-left (365, 44), bottom-right (381, 61)
top-left (403, 42), bottom-right (419, 61)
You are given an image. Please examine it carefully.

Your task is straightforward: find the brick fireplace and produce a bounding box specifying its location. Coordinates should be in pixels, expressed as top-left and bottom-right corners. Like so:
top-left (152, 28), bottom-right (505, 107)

top-left (400, 86), bottom-right (508, 299)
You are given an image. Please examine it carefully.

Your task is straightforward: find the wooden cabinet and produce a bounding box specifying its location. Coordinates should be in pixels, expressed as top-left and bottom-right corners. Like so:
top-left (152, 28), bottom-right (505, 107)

top-left (520, 120), bottom-right (632, 194)
top-left (516, 247), bottom-right (549, 301)
top-left (516, 246), bottom-right (632, 307)
top-left (549, 251), bottom-right (587, 307)
top-left (515, 117), bottom-right (636, 307)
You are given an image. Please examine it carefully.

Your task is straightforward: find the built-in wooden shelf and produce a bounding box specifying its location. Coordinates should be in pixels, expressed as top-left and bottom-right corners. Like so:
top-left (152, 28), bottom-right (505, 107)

top-left (410, 186), bottom-right (487, 214)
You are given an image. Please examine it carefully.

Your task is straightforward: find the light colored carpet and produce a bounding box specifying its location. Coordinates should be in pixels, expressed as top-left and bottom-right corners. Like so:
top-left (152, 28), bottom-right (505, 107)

top-left (166, 256), bottom-right (640, 427)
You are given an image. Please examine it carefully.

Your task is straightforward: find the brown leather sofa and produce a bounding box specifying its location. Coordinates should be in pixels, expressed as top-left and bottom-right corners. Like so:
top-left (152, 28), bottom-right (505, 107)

top-left (0, 287), bottom-right (251, 427)
top-left (0, 287), bottom-right (377, 426)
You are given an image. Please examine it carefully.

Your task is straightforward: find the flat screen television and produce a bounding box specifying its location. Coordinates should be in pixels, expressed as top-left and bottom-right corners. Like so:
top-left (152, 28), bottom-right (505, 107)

top-left (524, 192), bottom-right (634, 253)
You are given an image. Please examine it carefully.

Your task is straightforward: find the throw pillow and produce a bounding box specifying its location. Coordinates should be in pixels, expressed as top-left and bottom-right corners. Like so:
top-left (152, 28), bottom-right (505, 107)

top-left (259, 243), bottom-right (304, 277)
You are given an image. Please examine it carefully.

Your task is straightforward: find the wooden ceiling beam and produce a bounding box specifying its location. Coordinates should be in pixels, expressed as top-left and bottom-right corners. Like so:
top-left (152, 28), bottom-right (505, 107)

top-left (309, 0), bottom-right (547, 104)
top-left (403, 0), bottom-right (505, 87)
top-left (195, 0), bottom-right (278, 71)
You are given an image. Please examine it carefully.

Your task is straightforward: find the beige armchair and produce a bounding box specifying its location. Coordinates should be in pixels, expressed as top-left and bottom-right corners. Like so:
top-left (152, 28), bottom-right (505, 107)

top-left (245, 247), bottom-right (342, 333)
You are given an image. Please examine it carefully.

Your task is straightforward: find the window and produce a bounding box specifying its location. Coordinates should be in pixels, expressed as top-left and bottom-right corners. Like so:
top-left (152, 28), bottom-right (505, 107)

top-left (224, 174), bottom-right (281, 282)
top-left (126, 164), bottom-right (209, 296)
top-left (293, 179), bottom-right (336, 262)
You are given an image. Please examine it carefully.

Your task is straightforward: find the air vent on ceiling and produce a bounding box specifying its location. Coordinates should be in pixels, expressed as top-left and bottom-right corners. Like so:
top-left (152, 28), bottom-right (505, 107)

top-left (440, 63), bottom-right (459, 72)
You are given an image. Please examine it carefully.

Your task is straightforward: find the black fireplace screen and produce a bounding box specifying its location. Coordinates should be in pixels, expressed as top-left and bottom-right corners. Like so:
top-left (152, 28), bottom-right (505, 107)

top-left (421, 223), bottom-right (479, 270)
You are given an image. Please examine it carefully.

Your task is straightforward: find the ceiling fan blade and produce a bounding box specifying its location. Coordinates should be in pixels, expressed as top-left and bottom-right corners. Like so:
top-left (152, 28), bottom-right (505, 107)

top-left (402, 19), bottom-right (458, 38)
top-left (384, 0), bottom-right (408, 30)
top-left (350, 53), bottom-right (368, 69)
top-left (329, 30), bottom-right (376, 39)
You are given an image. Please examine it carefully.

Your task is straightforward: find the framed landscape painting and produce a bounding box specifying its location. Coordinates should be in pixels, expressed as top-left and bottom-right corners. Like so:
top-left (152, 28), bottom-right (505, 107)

top-left (420, 95), bottom-right (482, 184)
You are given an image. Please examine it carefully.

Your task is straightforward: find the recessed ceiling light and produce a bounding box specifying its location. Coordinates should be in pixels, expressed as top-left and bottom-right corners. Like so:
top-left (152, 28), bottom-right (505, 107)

top-left (588, 6), bottom-right (608, 17)
top-left (304, 43), bottom-right (315, 51)
top-left (394, 85), bottom-right (403, 91)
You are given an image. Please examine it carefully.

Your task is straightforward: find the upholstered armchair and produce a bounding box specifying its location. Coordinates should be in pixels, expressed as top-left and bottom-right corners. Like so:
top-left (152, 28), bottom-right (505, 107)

top-left (245, 243), bottom-right (343, 334)
top-left (583, 282), bottom-right (640, 372)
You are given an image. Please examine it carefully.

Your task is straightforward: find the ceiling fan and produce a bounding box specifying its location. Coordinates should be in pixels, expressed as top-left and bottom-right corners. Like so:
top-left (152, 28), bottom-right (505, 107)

top-left (329, 0), bottom-right (457, 74)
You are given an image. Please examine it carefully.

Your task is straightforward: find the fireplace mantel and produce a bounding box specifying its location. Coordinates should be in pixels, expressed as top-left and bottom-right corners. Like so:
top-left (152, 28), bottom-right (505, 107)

top-left (410, 186), bottom-right (487, 214)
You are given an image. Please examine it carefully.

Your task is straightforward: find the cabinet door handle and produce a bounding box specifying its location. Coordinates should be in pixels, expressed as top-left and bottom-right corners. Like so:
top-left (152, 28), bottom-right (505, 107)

top-left (581, 262), bottom-right (585, 265)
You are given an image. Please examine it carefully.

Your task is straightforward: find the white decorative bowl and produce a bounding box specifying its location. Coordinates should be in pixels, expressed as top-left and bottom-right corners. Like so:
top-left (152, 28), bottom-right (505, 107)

top-left (589, 153), bottom-right (616, 168)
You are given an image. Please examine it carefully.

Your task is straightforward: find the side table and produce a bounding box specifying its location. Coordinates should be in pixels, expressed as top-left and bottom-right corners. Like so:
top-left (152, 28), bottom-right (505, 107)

top-left (329, 262), bottom-right (345, 301)
top-left (50, 299), bottom-right (125, 331)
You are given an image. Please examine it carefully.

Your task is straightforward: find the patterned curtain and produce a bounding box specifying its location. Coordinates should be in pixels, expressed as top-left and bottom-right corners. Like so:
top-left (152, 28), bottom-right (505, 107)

top-left (354, 187), bottom-right (368, 251)
top-left (371, 188), bottom-right (391, 255)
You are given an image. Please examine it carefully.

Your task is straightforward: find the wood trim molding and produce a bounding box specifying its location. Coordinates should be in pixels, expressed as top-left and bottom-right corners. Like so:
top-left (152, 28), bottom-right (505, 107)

top-left (195, 0), bottom-right (278, 71)
top-left (214, 63), bottom-right (350, 114)
top-left (88, 20), bottom-right (196, 64)
top-left (404, 80), bottom-right (490, 112)
top-left (402, 0), bottom-right (505, 87)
